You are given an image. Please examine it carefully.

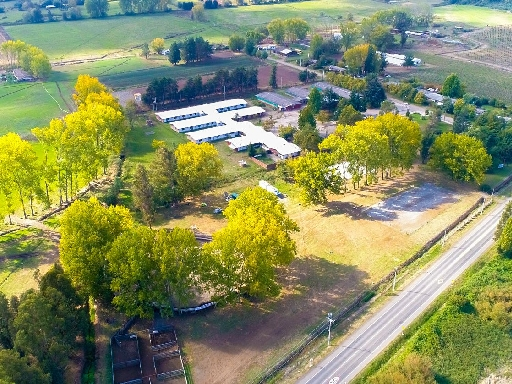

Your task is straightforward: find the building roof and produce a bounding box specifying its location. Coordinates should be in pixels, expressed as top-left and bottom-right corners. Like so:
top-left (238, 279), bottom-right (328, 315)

top-left (312, 82), bottom-right (351, 99)
top-left (187, 123), bottom-right (241, 142)
top-left (155, 98), bottom-right (247, 121)
top-left (420, 90), bottom-right (444, 102)
top-left (286, 87), bottom-right (310, 100)
top-left (206, 99), bottom-right (247, 112)
top-left (155, 106), bottom-right (205, 121)
top-left (256, 92), bottom-right (302, 108)
top-left (171, 115), bottom-right (221, 130)
top-left (189, 121), bottom-right (301, 157)
top-left (222, 106), bottom-right (265, 119)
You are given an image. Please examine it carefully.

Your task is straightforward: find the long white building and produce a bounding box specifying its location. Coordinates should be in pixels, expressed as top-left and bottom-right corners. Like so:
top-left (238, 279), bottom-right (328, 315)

top-left (157, 99), bottom-right (300, 159)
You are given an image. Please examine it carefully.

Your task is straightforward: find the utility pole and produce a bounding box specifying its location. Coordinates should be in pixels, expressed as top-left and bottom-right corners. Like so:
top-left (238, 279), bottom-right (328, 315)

top-left (327, 313), bottom-right (334, 346)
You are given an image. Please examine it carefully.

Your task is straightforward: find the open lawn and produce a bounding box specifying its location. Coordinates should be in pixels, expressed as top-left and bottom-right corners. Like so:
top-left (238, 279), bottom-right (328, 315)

top-left (0, 81), bottom-right (70, 136)
top-left (435, 5), bottom-right (512, 28)
top-left (0, 228), bottom-right (59, 297)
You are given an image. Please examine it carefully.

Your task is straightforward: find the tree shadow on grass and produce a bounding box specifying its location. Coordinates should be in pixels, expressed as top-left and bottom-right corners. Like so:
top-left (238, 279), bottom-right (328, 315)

top-left (318, 201), bottom-right (366, 220)
top-left (168, 255), bottom-right (369, 366)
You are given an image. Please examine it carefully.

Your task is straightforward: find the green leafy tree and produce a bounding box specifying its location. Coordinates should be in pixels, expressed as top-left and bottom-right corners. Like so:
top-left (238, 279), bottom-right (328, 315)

top-left (84, 0), bottom-right (108, 17)
top-left (441, 73), bottom-right (465, 98)
top-left (175, 142), bottom-right (222, 197)
top-left (278, 124), bottom-right (297, 141)
top-left (294, 123), bottom-right (322, 152)
top-left (0, 349), bottom-right (50, 384)
top-left (228, 34), bottom-right (245, 52)
top-left (340, 21), bottom-right (359, 51)
top-left (13, 287), bottom-right (84, 383)
top-left (495, 201), bottom-right (512, 239)
top-left (150, 147), bottom-right (182, 207)
top-left (191, 3), bottom-right (206, 21)
top-left (298, 105), bottom-right (316, 129)
top-left (124, 99), bottom-right (138, 128)
top-left (0, 293), bottom-right (14, 350)
top-left (497, 217), bottom-right (512, 258)
top-left (307, 87), bottom-right (322, 114)
top-left (428, 132), bottom-right (492, 183)
top-left (369, 24), bottom-right (394, 51)
top-left (365, 73), bottom-right (386, 108)
top-left (169, 42), bottom-right (181, 64)
top-left (269, 65), bottom-right (278, 89)
top-left (475, 285), bottom-right (512, 331)
top-left (310, 34), bottom-right (324, 59)
top-left (267, 18), bottom-right (286, 44)
top-left (59, 198), bottom-right (133, 301)
top-left (132, 164), bottom-right (155, 227)
top-left (0, 133), bottom-right (41, 219)
top-left (376, 113), bottom-right (421, 173)
top-left (290, 151), bottom-right (342, 204)
top-left (338, 104), bottom-right (363, 126)
top-left (150, 37), bottom-right (165, 54)
top-left (203, 187), bottom-right (299, 299)
top-left (284, 18), bottom-right (309, 42)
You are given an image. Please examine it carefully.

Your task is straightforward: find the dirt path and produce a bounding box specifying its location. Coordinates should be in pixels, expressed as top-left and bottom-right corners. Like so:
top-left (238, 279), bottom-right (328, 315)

top-left (0, 26), bottom-right (11, 43)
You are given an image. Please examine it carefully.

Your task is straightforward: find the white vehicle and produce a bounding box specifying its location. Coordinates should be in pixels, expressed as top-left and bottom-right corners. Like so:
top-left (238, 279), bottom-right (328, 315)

top-left (161, 49), bottom-right (170, 55)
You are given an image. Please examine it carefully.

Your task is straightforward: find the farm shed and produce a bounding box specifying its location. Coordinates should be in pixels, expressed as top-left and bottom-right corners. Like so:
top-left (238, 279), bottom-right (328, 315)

top-left (256, 92), bottom-right (302, 111)
top-left (285, 87), bottom-right (310, 103)
top-left (312, 82), bottom-right (351, 99)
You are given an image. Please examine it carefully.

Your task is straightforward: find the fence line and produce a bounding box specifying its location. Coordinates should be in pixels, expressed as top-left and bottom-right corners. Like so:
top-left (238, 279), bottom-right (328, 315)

top-left (253, 196), bottom-right (492, 383)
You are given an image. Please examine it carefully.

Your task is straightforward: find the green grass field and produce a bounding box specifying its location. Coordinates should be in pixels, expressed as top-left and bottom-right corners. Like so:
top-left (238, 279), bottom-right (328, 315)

top-left (0, 81), bottom-right (70, 136)
top-left (4, 0), bottom-right (390, 60)
top-left (435, 5), bottom-right (512, 28)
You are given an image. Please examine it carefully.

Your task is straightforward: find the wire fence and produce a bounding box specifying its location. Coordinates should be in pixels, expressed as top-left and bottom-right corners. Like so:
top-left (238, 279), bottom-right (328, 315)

top-left (253, 195), bottom-right (493, 384)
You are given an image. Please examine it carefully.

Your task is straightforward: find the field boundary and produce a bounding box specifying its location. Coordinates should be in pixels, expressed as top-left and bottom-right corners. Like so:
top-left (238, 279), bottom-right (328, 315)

top-left (253, 194), bottom-right (492, 383)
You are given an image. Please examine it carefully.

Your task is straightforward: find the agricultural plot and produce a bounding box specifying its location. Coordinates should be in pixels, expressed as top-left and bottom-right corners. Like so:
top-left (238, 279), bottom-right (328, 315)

top-left (457, 26), bottom-right (512, 69)
top-left (398, 50), bottom-right (512, 104)
top-left (0, 81), bottom-right (70, 135)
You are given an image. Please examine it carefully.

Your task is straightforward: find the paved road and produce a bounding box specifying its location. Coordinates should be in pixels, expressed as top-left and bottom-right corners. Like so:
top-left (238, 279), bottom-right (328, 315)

top-left (298, 198), bottom-right (506, 384)
top-left (268, 56), bottom-right (454, 125)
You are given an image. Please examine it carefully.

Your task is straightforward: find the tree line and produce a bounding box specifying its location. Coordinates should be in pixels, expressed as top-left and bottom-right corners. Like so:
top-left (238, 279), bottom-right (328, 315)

top-left (142, 66), bottom-right (258, 106)
top-left (60, 188), bottom-right (299, 318)
top-left (0, 40), bottom-right (51, 79)
top-left (0, 75), bottom-right (128, 221)
top-left (284, 113), bottom-right (422, 204)
top-left (0, 264), bottom-right (89, 383)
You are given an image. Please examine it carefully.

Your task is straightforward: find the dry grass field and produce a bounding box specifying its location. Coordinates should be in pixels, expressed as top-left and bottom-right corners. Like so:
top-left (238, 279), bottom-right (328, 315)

top-left (149, 164), bottom-right (483, 384)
